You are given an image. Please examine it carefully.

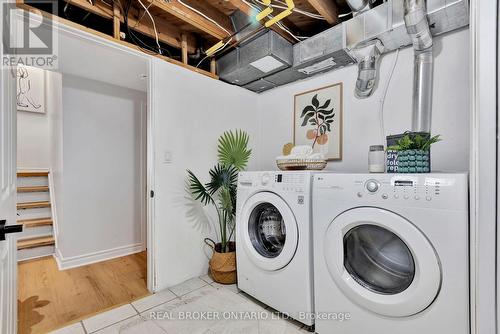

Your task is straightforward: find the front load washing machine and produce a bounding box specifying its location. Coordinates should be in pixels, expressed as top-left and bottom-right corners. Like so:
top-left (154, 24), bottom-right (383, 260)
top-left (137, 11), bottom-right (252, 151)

top-left (236, 171), bottom-right (315, 327)
top-left (312, 173), bottom-right (469, 334)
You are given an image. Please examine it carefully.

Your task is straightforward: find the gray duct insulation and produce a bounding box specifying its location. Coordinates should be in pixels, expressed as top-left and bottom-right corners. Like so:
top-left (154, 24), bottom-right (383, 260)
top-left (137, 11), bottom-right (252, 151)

top-left (404, 0), bottom-right (434, 133)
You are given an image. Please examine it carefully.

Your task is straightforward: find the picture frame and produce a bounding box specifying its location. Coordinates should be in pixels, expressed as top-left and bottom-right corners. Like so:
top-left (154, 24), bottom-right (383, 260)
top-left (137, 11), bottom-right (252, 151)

top-left (293, 83), bottom-right (343, 161)
top-left (16, 65), bottom-right (45, 114)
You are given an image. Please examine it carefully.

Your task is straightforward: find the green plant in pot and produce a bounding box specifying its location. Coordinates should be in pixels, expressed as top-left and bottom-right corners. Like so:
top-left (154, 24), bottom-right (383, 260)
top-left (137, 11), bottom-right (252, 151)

top-left (187, 130), bottom-right (251, 284)
top-left (387, 133), bottom-right (441, 173)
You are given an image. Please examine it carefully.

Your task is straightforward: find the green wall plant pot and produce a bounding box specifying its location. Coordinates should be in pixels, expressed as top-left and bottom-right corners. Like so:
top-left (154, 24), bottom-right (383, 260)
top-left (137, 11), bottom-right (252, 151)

top-left (396, 150), bottom-right (430, 173)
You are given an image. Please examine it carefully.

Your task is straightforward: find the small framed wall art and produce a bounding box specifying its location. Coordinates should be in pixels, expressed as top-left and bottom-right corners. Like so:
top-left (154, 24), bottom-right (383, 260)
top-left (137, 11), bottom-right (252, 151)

top-left (293, 83), bottom-right (343, 160)
top-left (16, 65), bottom-right (45, 114)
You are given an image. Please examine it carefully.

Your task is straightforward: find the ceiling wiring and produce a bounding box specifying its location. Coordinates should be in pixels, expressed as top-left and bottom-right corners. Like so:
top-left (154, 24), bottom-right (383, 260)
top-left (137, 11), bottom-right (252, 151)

top-left (252, 0), bottom-right (325, 20)
top-left (121, 0), bottom-right (172, 57)
top-left (177, 0), bottom-right (232, 36)
top-left (196, 38), bottom-right (232, 68)
top-left (242, 0), bottom-right (307, 41)
top-left (137, 0), bottom-right (162, 54)
top-left (135, 0), bottom-right (155, 25)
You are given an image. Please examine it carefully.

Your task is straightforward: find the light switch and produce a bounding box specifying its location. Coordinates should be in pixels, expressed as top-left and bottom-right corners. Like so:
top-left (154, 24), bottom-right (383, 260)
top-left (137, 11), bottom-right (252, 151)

top-left (163, 151), bottom-right (172, 164)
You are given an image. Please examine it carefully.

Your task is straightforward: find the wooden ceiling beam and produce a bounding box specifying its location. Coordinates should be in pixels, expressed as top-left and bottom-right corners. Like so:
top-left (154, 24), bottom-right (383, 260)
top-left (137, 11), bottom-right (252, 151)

top-left (17, 1), bottom-right (217, 79)
top-left (176, 0), bottom-right (234, 36)
top-left (225, 0), bottom-right (297, 43)
top-left (306, 0), bottom-right (339, 24)
top-left (144, 0), bottom-right (232, 40)
top-left (62, 0), bottom-right (196, 53)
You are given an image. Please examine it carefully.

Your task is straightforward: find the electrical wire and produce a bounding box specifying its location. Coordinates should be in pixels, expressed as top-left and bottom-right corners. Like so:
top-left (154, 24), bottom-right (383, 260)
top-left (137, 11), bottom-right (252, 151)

top-left (135, 0), bottom-right (154, 25)
top-left (119, 0), bottom-right (173, 57)
top-left (253, 0), bottom-right (325, 19)
top-left (137, 0), bottom-right (162, 54)
top-left (196, 38), bottom-right (232, 68)
top-left (242, 0), bottom-right (306, 41)
top-left (379, 49), bottom-right (400, 145)
top-left (177, 0), bottom-right (232, 36)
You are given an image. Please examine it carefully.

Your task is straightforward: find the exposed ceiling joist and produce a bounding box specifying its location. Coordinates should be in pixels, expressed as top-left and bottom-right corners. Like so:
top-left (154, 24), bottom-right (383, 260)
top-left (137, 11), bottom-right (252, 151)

top-left (226, 0), bottom-right (298, 43)
top-left (62, 0), bottom-right (196, 53)
top-left (176, 0), bottom-right (234, 36)
top-left (306, 0), bottom-right (339, 24)
top-left (144, 0), bottom-right (233, 40)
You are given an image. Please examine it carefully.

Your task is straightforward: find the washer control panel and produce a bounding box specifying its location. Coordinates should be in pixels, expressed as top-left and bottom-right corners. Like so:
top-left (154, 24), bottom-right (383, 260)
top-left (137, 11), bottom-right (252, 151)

top-left (238, 171), bottom-right (309, 193)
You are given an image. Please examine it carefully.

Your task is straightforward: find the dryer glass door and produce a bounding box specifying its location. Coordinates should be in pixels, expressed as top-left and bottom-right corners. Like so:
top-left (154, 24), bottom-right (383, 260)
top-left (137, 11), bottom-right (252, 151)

top-left (344, 224), bottom-right (415, 294)
top-left (324, 207), bottom-right (441, 317)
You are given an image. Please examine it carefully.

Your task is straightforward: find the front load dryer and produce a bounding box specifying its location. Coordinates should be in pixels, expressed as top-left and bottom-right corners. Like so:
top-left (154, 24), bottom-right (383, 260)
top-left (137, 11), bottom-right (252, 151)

top-left (312, 173), bottom-right (469, 334)
top-left (236, 171), bottom-right (314, 327)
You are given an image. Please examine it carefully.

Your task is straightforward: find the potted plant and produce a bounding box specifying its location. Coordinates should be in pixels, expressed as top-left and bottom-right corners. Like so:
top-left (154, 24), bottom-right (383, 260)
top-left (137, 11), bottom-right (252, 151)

top-left (187, 130), bottom-right (251, 284)
top-left (387, 133), bottom-right (441, 173)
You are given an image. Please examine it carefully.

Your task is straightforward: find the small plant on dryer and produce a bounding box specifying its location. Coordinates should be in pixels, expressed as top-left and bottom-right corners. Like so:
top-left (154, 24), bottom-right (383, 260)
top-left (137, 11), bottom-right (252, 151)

top-left (387, 133), bottom-right (442, 151)
top-left (187, 130), bottom-right (251, 253)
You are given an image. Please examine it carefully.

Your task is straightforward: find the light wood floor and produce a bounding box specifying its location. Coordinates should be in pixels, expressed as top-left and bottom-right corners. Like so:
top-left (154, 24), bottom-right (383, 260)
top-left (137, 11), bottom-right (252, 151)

top-left (18, 251), bottom-right (149, 334)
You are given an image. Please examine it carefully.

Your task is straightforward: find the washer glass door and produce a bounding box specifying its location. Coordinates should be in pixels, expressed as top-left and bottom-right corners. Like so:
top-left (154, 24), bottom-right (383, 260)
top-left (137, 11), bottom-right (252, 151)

top-left (240, 192), bottom-right (298, 271)
top-left (248, 203), bottom-right (286, 258)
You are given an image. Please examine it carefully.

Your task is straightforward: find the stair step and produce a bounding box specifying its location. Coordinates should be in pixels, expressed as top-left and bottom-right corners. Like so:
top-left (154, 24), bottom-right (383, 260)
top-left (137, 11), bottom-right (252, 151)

top-left (17, 186), bottom-right (49, 193)
top-left (18, 217), bottom-right (53, 227)
top-left (18, 236), bottom-right (55, 250)
top-left (17, 171), bottom-right (49, 177)
top-left (17, 201), bottom-right (51, 210)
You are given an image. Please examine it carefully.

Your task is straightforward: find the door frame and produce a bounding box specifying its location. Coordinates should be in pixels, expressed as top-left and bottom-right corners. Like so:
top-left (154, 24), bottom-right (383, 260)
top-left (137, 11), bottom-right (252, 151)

top-left (13, 10), bottom-right (158, 292)
top-left (469, 0), bottom-right (498, 333)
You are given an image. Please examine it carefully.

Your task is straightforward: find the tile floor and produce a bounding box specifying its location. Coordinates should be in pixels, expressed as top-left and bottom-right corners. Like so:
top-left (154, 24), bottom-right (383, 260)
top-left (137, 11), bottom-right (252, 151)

top-left (50, 275), bottom-right (310, 334)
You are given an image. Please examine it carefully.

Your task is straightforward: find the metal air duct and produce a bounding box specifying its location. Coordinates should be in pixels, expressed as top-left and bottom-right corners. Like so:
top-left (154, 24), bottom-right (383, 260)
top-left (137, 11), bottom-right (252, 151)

top-left (217, 0), bottom-right (469, 93)
top-left (404, 0), bottom-right (433, 133)
top-left (350, 39), bottom-right (384, 98)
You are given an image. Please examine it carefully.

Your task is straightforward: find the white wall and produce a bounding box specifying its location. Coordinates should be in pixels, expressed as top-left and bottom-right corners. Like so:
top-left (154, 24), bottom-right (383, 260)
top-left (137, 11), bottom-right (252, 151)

top-left (257, 28), bottom-right (470, 172)
top-left (17, 69), bottom-right (51, 169)
top-left (55, 74), bottom-right (147, 268)
top-left (151, 59), bottom-right (260, 290)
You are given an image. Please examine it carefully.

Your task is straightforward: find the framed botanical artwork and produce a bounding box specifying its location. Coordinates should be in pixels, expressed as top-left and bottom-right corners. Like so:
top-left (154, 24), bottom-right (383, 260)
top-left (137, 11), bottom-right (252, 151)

top-left (293, 83), bottom-right (343, 160)
top-left (16, 65), bottom-right (45, 114)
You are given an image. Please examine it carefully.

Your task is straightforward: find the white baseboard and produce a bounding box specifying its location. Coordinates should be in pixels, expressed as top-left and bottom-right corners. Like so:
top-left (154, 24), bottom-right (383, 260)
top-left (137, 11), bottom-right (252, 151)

top-left (55, 243), bottom-right (145, 270)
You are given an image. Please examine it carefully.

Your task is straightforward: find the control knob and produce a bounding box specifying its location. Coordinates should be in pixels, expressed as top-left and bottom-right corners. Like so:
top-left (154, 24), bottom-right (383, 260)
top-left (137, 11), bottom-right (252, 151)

top-left (366, 180), bottom-right (379, 193)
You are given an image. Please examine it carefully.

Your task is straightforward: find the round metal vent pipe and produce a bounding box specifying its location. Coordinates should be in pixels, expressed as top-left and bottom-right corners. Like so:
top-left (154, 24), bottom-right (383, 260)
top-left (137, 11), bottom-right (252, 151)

top-left (404, 0), bottom-right (433, 133)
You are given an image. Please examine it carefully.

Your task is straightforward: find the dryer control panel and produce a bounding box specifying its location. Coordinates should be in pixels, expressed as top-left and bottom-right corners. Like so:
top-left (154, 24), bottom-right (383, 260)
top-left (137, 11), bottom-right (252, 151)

top-left (314, 173), bottom-right (468, 211)
top-left (358, 176), bottom-right (444, 202)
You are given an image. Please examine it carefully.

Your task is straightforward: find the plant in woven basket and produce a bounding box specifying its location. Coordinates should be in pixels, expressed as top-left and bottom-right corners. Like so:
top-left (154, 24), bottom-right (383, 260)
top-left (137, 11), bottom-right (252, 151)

top-left (187, 130), bottom-right (251, 253)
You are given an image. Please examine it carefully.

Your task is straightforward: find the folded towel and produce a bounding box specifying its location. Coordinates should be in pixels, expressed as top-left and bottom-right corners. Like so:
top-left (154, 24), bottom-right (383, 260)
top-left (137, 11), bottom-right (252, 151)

top-left (290, 145), bottom-right (313, 156)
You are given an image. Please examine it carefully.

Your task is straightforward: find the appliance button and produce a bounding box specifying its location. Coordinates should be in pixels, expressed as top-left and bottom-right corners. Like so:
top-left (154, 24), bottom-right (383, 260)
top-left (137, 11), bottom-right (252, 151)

top-left (261, 174), bottom-right (270, 185)
top-left (404, 195), bottom-right (409, 200)
top-left (357, 192), bottom-right (363, 198)
top-left (414, 195), bottom-right (420, 200)
top-left (426, 196), bottom-right (432, 201)
top-left (382, 193), bottom-right (388, 199)
top-left (366, 180), bottom-right (379, 193)
top-left (394, 194), bottom-right (399, 199)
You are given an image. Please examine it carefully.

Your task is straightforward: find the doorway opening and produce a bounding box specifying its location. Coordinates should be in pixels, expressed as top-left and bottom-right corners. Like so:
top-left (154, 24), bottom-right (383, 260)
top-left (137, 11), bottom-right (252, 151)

top-left (15, 65), bottom-right (150, 334)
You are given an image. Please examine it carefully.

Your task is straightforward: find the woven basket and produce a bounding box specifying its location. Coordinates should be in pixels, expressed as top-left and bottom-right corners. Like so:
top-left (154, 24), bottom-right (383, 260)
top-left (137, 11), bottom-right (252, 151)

top-left (276, 158), bottom-right (327, 171)
top-left (205, 239), bottom-right (237, 285)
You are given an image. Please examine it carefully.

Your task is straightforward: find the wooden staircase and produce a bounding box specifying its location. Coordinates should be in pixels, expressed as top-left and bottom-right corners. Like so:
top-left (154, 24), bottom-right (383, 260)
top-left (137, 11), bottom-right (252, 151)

top-left (16, 170), bottom-right (56, 261)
